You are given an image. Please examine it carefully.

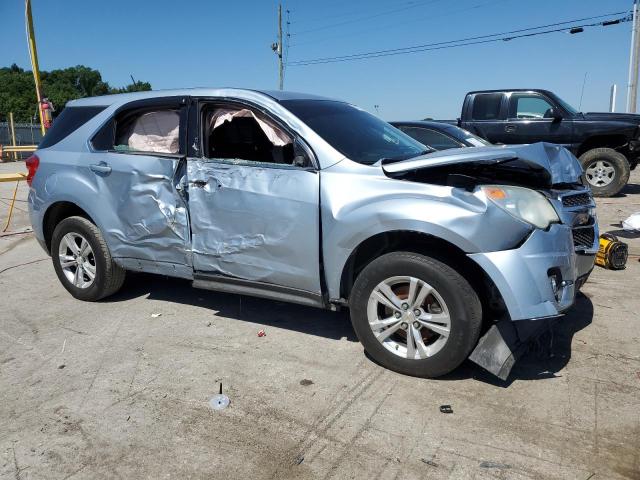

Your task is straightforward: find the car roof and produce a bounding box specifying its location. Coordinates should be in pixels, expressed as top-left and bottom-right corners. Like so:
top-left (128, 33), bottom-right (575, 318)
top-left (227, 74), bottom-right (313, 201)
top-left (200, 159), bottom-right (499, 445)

top-left (67, 88), bottom-right (338, 108)
top-left (466, 88), bottom-right (554, 96)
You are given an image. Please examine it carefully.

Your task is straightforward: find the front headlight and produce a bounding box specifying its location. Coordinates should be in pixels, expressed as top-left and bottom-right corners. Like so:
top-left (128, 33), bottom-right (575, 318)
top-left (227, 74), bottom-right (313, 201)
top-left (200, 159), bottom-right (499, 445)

top-left (480, 185), bottom-right (560, 229)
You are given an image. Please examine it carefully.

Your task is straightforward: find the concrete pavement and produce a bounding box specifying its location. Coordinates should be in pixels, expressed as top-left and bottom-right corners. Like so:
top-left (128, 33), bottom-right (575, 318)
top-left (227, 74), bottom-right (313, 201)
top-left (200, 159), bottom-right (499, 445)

top-left (0, 162), bottom-right (639, 479)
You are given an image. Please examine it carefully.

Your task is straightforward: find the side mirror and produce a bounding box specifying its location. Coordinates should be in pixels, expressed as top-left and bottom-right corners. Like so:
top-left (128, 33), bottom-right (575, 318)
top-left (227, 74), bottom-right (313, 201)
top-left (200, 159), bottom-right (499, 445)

top-left (547, 107), bottom-right (563, 122)
top-left (291, 140), bottom-right (312, 168)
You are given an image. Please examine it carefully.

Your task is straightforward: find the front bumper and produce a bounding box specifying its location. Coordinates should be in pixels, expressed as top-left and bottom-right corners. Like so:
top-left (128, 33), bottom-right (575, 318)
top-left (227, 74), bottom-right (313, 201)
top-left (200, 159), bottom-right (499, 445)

top-left (468, 222), bottom-right (597, 321)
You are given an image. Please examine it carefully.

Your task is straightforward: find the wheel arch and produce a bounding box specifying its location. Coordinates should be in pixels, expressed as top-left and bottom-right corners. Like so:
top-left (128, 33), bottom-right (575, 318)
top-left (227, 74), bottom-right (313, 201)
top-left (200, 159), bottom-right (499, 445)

top-left (577, 135), bottom-right (629, 158)
top-left (43, 201), bottom-right (97, 253)
top-left (338, 230), bottom-right (506, 320)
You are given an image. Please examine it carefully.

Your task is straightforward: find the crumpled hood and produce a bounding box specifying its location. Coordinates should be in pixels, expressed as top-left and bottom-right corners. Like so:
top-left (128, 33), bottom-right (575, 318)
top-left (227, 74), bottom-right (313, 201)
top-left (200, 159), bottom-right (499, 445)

top-left (382, 142), bottom-right (583, 186)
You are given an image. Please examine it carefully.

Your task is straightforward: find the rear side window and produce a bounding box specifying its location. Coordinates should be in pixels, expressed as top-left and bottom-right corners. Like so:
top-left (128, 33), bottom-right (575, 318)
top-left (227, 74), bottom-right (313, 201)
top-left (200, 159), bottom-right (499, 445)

top-left (38, 106), bottom-right (106, 149)
top-left (115, 110), bottom-right (180, 154)
top-left (471, 94), bottom-right (503, 121)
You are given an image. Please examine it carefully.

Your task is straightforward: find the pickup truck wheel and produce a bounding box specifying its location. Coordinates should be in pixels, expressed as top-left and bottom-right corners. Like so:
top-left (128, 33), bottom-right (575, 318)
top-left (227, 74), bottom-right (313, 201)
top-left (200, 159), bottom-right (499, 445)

top-left (349, 252), bottom-right (482, 378)
top-left (51, 216), bottom-right (126, 301)
top-left (579, 148), bottom-right (630, 197)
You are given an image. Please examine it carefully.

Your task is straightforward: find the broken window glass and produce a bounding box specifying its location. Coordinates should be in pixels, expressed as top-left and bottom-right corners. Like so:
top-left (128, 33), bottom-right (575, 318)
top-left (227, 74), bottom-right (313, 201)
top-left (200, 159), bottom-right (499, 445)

top-left (203, 107), bottom-right (295, 165)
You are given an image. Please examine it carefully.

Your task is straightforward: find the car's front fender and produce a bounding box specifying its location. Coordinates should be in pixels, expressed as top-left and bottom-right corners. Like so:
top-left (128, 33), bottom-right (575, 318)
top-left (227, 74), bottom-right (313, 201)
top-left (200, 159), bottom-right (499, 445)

top-left (319, 162), bottom-right (532, 299)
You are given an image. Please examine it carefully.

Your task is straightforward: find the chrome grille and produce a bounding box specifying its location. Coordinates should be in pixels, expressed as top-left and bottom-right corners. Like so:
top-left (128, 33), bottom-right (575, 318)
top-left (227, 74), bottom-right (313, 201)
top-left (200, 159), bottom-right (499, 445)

top-left (562, 192), bottom-right (592, 208)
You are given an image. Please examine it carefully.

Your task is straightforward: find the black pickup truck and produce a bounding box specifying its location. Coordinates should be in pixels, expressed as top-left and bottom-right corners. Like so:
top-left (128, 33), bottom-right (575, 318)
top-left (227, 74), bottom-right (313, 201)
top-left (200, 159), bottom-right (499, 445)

top-left (456, 89), bottom-right (640, 196)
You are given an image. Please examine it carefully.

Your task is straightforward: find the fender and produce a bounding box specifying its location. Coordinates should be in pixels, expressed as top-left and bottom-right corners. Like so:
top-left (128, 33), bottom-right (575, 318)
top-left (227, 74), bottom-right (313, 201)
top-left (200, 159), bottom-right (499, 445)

top-left (319, 162), bottom-right (533, 299)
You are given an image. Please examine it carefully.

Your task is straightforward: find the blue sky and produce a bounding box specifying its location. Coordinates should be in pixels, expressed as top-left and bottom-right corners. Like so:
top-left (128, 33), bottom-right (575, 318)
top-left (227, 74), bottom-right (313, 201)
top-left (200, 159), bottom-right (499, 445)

top-left (0, 0), bottom-right (634, 119)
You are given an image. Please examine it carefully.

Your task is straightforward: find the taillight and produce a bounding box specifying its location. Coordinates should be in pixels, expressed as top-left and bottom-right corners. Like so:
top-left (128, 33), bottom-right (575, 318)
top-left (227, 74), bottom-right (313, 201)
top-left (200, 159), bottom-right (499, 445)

top-left (26, 154), bottom-right (39, 187)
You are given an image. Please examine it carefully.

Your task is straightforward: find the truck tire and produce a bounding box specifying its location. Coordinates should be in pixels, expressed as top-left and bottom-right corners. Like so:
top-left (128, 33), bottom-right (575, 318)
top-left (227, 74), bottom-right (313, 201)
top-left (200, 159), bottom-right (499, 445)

top-left (349, 252), bottom-right (482, 378)
top-left (579, 148), bottom-right (630, 197)
top-left (51, 216), bottom-right (126, 301)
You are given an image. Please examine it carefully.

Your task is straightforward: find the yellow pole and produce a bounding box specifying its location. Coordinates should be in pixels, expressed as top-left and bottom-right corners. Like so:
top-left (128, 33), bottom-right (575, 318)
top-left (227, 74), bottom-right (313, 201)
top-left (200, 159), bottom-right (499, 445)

top-left (2, 181), bottom-right (21, 232)
top-left (25, 0), bottom-right (45, 136)
top-left (9, 112), bottom-right (18, 161)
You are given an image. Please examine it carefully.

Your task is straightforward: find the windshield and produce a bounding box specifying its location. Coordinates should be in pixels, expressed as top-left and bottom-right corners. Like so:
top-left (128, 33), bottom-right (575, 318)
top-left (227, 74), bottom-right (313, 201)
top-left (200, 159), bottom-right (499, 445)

top-left (553, 94), bottom-right (579, 115)
top-left (281, 100), bottom-right (427, 165)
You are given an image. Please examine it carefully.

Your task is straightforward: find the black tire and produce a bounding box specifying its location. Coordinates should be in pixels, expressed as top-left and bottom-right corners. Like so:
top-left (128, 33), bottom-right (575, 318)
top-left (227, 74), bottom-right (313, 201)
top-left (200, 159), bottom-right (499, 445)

top-left (349, 252), bottom-right (482, 378)
top-left (51, 216), bottom-right (126, 301)
top-left (579, 148), bottom-right (630, 197)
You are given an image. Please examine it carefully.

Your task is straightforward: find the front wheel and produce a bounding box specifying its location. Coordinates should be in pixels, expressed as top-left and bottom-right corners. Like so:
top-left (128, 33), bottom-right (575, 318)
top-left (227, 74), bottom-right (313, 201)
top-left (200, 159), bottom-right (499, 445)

top-left (349, 252), bottom-right (482, 378)
top-left (579, 148), bottom-right (630, 197)
top-left (51, 216), bottom-right (126, 301)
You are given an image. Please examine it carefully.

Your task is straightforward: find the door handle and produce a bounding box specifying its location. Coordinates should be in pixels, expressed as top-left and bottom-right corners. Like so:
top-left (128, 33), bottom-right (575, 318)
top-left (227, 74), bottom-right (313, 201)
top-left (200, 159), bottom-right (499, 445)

top-left (89, 162), bottom-right (112, 174)
top-left (504, 125), bottom-right (517, 133)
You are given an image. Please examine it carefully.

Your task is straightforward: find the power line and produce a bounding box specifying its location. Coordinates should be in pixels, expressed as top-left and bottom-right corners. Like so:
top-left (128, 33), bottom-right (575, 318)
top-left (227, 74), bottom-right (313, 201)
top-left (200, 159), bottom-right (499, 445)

top-left (289, 0), bottom-right (509, 48)
top-left (290, 0), bottom-right (445, 36)
top-left (292, 0), bottom-right (421, 25)
top-left (287, 11), bottom-right (630, 67)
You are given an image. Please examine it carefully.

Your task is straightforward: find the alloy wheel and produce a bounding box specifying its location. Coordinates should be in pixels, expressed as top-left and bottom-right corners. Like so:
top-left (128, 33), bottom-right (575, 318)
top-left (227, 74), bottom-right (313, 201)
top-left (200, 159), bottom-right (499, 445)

top-left (366, 276), bottom-right (451, 360)
top-left (58, 232), bottom-right (96, 289)
top-left (585, 160), bottom-right (615, 187)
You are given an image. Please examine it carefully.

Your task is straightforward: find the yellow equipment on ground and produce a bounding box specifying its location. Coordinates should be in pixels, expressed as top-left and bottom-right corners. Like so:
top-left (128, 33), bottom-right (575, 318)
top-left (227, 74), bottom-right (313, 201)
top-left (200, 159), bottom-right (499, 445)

top-left (595, 233), bottom-right (628, 270)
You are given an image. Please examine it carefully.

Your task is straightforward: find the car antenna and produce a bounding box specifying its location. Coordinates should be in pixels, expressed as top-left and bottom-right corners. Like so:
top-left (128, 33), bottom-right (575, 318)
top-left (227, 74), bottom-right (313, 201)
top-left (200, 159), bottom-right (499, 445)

top-left (578, 72), bottom-right (588, 112)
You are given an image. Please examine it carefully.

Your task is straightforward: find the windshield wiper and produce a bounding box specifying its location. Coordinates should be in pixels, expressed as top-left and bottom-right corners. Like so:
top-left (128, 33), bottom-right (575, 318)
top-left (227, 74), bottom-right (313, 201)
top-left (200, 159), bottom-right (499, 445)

top-left (379, 149), bottom-right (434, 165)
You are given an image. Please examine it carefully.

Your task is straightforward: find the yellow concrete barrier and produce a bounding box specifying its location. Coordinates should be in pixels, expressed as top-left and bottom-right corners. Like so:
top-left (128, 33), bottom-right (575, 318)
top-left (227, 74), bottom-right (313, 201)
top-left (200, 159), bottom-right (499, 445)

top-left (0, 173), bottom-right (28, 182)
top-left (0, 145), bottom-right (38, 162)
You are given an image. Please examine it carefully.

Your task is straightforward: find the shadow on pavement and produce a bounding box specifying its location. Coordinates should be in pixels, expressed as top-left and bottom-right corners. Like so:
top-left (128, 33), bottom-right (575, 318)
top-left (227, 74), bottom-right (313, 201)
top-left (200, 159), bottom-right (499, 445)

top-left (106, 272), bottom-right (358, 342)
top-left (107, 273), bottom-right (593, 386)
top-left (605, 223), bottom-right (640, 240)
top-left (614, 182), bottom-right (640, 197)
top-left (440, 292), bottom-right (594, 387)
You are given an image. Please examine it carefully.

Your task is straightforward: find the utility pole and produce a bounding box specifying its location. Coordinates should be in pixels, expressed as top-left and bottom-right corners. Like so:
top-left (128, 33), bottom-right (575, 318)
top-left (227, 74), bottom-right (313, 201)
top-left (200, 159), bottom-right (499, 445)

top-left (277, 3), bottom-right (283, 90)
top-left (272, 3), bottom-right (284, 90)
top-left (627, 0), bottom-right (640, 112)
top-left (25, 0), bottom-right (46, 135)
top-left (610, 84), bottom-right (617, 112)
top-left (9, 113), bottom-right (18, 160)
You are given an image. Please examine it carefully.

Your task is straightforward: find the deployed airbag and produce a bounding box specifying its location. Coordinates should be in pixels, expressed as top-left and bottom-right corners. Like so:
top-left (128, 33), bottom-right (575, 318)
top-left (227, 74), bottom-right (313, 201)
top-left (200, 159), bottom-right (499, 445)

top-left (208, 108), bottom-right (291, 147)
top-left (119, 110), bottom-right (180, 154)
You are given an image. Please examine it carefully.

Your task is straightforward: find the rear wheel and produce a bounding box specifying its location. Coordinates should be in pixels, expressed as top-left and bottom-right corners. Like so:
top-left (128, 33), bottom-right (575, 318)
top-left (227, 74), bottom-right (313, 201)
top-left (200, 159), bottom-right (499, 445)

top-left (579, 148), bottom-right (630, 197)
top-left (51, 216), bottom-right (126, 301)
top-left (349, 252), bottom-right (482, 378)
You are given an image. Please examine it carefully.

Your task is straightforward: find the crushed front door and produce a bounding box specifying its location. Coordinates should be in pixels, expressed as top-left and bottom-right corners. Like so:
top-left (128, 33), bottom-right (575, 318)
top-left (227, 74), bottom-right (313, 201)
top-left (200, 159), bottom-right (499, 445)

top-left (186, 160), bottom-right (321, 294)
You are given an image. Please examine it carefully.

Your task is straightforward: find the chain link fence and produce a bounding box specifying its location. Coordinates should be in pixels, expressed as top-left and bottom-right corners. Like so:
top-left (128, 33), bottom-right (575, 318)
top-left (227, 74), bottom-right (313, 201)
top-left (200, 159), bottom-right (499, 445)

top-left (0, 121), bottom-right (43, 161)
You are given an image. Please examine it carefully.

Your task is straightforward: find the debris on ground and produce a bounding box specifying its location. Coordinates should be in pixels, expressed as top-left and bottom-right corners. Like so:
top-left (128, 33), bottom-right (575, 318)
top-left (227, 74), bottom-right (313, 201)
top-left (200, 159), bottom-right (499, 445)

top-left (151, 313), bottom-right (162, 318)
top-left (479, 461), bottom-right (512, 469)
top-left (622, 212), bottom-right (640, 231)
top-left (257, 329), bottom-right (266, 337)
top-left (209, 383), bottom-right (230, 411)
top-left (421, 458), bottom-right (438, 467)
top-left (439, 405), bottom-right (453, 414)
top-left (294, 455), bottom-right (304, 465)
top-left (206, 321), bottom-right (212, 327)
top-left (299, 379), bottom-right (314, 386)
top-left (57, 364), bottom-right (65, 369)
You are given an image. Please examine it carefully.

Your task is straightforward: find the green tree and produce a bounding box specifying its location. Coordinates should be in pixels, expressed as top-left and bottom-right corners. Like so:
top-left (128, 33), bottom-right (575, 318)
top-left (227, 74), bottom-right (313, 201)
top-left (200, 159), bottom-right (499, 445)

top-left (0, 64), bottom-right (151, 122)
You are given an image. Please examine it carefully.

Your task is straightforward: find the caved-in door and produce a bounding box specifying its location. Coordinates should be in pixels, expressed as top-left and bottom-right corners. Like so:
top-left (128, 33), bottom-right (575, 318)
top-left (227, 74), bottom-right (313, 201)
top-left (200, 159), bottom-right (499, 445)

top-left (187, 102), bottom-right (321, 293)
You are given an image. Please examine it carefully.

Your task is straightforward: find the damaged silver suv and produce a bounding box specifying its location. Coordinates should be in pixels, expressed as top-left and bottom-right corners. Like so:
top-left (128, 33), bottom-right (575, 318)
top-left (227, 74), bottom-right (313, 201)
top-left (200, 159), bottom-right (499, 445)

top-left (27, 89), bottom-right (597, 379)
